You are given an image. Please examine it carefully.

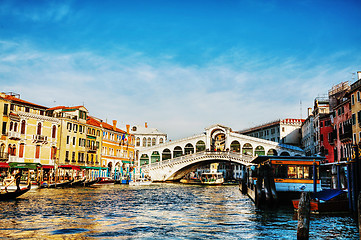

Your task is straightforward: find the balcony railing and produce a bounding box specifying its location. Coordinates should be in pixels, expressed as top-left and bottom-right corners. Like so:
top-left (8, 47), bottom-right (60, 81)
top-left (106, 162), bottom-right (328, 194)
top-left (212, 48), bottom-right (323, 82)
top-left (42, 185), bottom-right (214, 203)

top-left (340, 131), bottom-right (352, 142)
top-left (33, 135), bottom-right (48, 143)
top-left (8, 131), bottom-right (21, 140)
top-left (9, 155), bottom-right (21, 162)
top-left (86, 145), bottom-right (98, 153)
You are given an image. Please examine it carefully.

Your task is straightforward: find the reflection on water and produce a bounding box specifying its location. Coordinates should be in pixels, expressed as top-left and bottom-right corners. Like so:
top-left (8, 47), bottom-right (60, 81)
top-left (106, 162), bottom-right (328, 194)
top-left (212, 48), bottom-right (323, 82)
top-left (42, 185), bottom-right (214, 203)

top-left (0, 184), bottom-right (358, 239)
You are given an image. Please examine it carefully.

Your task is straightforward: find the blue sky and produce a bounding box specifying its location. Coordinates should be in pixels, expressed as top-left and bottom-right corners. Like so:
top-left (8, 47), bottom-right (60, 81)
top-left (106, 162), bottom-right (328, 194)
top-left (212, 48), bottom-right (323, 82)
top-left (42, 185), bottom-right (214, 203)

top-left (1, 0), bottom-right (360, 140)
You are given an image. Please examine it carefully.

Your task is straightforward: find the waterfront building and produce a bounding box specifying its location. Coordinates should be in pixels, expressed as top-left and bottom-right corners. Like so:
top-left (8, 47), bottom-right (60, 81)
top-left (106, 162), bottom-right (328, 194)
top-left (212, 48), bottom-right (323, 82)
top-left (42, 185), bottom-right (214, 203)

top-left (46, 106), bottom-right (103, 178)
top-left (312, 97), bottom-right (331, 158)
top-left (238, 118), bottom-right (304, 147)
top-left (0, 92), bottom-right (59, 168)
top-left (328, 82), bottom-right (352, 162)
top-left (301, 108), bottom-right (316, 156)
top-left (88, 117), bottom-right (135, 179)
top-left (350, 72), bottom-right (361, 144)
top-left (319, 113), bottom-right (334, 163)
top-left (130, 122), bottom-right (167, 165)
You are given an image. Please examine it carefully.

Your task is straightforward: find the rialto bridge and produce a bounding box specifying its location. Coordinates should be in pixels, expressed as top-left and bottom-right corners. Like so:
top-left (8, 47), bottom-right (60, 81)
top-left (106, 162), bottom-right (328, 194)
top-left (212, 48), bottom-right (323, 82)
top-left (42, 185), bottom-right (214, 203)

top-left (138, 124), bottom-right (304, 181)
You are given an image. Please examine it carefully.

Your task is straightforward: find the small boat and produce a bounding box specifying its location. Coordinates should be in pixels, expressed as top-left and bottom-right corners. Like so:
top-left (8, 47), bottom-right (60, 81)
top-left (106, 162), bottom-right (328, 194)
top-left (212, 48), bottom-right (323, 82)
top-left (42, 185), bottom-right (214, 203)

top-left (95, 177), bottom-right (115, 184)
top-left (129, 178), bottom-right (152, 186)
top-left (69, 178), bottom-right (86, 187)
top-left (292, 189), bottom-right (349, 214)
top-left (83, 178), bottom-right (101, 186)
top-left (0, 184), bottom-right (31, 201)
top-left (41, 179), bottom-right (74, 188)
top-left (180, 178), bottom-right (202, 185)
top-left (200, 172), bottom-right (224, 185)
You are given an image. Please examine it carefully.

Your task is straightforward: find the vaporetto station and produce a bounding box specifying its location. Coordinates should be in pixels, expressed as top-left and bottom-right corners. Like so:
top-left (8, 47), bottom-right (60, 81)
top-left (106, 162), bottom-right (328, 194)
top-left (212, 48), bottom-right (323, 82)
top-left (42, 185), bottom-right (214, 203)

top-left (137, 124), bottom-right (304, 181)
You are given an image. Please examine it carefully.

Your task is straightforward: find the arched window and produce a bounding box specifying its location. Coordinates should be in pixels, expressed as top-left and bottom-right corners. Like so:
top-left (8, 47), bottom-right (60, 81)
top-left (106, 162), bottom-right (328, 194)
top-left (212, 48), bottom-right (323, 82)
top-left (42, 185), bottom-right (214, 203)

top-left (162, 149), bottom-right (171, 161)
top-left (185, 143), bottom-right (194, 155)
top-left (14, 122), bottom-right (18, 132)
top-left (9, 122), bottom-right (13, 131)
top-left (37, 122), bottom-right (42, 135)
top-left (11, 144), bottom-right (16, 156)
top-left (159, 138), bottom-right (164, 144)
top-left (136, 137), bottom-right (140, 147)
top-left (173, 146), bottom-right (183, 158)
top-left (230, 141), bottom-right (240, 152)
top-left (152, 138), bottom-right (156, 146)
top-left (21, 120), bottom-right (26, 134)
top-left (140, 154), bottom-right (149, 165)
top-left (52, 125), bottom-right (57, 139)
top-left (267, 149), bottom-right (278, 156)
top-left (255, 146), bottom-right (265, 156)
top-left (151, 151), bottom-right (160, 163)
top-left (280, 152), bottom-right (290, 156)
top-left (242, 143), bottom-right (253, 156)
top-left (147, 137), bottom-right (151, 147)
top-left (196, 140), bottom-right (206, 152)
top-left (143, 138), bottom-right (147, 147)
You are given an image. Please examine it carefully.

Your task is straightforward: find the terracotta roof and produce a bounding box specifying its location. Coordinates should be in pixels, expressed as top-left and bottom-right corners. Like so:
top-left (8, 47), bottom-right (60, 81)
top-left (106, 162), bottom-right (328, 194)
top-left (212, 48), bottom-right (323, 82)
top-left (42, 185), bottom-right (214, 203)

top-left (3, 95), bottom-right (47, 109)
top-left (47, 106), bottom-right (85, 111)
top-left (86, 116), bottom-right (129, 135)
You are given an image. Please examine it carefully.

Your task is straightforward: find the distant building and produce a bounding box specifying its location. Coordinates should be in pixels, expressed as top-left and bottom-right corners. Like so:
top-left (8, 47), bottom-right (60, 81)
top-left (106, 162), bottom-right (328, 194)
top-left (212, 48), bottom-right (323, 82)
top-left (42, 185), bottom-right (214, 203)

top-left (130, 122), bottom-right (167, 165)
top-left (328, 82), bottom-right (352, 163)
top-left (238, 118), bottom-right (304, 147)
top-left (350, 71), bottom-right (361, 144)
top-left (312, 97), bottom-right (331, 158)
top-left (301, 108), bottom-right (316, 156)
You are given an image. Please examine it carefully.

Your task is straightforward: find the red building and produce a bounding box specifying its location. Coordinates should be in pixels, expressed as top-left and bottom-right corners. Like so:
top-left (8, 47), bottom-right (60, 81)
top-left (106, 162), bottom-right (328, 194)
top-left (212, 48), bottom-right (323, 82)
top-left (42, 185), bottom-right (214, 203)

top-left (319, 114), bottom-right (334, 163)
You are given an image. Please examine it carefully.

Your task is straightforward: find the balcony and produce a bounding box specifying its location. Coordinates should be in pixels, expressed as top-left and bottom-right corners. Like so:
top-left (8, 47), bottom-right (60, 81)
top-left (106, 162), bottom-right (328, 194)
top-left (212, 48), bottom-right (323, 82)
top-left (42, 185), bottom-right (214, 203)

top-left (340, 131), bottom-right (352, 142)
top-left (8, 131), bottom-right (21, 140)
top-left (33, 135), bottom-right (48, 143)
top-left (86, 145), bottom-right (98, 153)
top-left (0, 152), bottom-right (9, 161)
top-left (9, 155), bottom-right (21, 162)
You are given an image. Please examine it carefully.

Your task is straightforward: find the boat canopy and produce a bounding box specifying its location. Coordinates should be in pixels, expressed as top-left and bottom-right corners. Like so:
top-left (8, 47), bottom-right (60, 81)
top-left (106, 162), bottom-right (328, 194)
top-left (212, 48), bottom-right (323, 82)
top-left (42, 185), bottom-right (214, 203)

top-left (0, 162), bottom-right (10, 168)
top-left (81, 166), bottom-right (107, 170)
top-left (58, 165), bottom-right (81, 171)
top-left (251, 156), bottom-right (325, 165)
top-left (9, 162), bottom-right (42, 169)
top-left (311, 189), bottom-right (345, 201)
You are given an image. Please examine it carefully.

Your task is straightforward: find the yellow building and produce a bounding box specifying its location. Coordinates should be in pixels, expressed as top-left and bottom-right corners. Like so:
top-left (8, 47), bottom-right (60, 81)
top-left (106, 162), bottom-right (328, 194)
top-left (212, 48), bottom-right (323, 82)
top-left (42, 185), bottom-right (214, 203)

top-left (46, 106), bottom-right (104, 179)
top-left (0, 92), bottom-right (59, 168)
top-left (350, 72), bottom-right (361, 144)
top-left (87, 117), bottom-right (135, 179)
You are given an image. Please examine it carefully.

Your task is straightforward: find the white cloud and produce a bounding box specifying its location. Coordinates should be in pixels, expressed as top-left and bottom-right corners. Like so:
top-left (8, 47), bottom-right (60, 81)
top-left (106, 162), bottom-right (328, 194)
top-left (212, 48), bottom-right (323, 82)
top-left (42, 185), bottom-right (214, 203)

top-left (0, 41), bottom-right (357, 140)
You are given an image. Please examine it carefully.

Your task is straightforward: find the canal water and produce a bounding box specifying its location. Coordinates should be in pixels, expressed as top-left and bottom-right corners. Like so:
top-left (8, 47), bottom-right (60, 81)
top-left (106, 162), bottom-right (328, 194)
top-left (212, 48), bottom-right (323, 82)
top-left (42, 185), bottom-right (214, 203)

top-left (0, 184), bottom-right (359, 239)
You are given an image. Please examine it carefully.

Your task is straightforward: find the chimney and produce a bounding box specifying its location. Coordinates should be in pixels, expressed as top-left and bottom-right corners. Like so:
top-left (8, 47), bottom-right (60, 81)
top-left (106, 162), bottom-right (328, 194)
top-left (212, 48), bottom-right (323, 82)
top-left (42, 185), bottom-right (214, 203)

top-left (112, 120), bottom-right (117, 130)
top-left (308, 108), bottom-right (313, 117)
top-left (145, 122), bottom-right (148, 128)
top-left (358, 71), bottom-right (361, 80)
top-left (126, 124), bottom-right (130, 134)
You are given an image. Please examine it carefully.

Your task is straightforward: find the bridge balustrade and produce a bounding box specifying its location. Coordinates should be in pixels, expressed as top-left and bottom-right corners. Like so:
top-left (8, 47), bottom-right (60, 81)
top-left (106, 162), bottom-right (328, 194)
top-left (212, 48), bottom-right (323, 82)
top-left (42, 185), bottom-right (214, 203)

top-left (142, 150), bottom-right (254, 170)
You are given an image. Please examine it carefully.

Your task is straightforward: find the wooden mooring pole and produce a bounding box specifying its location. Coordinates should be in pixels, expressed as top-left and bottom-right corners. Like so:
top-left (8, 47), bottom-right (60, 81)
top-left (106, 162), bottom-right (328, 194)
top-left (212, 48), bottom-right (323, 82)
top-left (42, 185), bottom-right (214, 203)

top-left (297, 192), bottom-right (311, 240)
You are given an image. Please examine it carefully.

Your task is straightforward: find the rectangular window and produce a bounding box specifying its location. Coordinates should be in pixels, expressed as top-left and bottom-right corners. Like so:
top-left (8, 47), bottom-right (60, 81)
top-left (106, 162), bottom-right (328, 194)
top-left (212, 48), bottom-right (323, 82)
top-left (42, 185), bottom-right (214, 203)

top-left (66, 136), bottom-right (70, 144)
top-left (19, 143), bottom-right (25, 158)
top-left (2, 122), bottom-right (6, 135)
top-left (352, 94), bottom-right (355, 105)
top-left (65, 151), bottom-right (69, 161)
top-left (73, 137), bottom-right (76, 146)
top-left (357, 92), bottom-right (360, 102)
top-left (72, 151), bottom-right (75, 162)
top-left (354, 133), bottom-right (357, 143)
top-left (3, 104), bottom-right (8, 115)
top-left (352, 114), bottom-right (356, 125)
top-left (35, 145), bottom-right (40, 159)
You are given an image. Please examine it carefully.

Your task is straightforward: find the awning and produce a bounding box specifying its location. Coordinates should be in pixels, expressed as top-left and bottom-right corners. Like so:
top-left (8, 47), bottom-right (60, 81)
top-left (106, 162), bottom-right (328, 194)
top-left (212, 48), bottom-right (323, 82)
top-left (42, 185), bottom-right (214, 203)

top-left (42, 165), bottom-right (54, 169)
top-left (0, 162), bottom-right (10, 168)
top-left (9, 162), bottom-right (42, 170)
top-left (81, 166), bottom-right (106, 170)
top-left (58, 165), bottom-right (81, 171)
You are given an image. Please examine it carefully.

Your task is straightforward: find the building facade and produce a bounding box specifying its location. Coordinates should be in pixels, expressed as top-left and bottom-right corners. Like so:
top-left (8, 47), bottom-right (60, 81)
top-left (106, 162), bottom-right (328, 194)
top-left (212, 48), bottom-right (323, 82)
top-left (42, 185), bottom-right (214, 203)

top-left (350, 72), bottom-right (361, 144)
top-left (238, 118), bottom-right (304, 147)
top-left (301, 108), bottom-right (315, 156)
top-left (1, 92), bottom-right (59, 168)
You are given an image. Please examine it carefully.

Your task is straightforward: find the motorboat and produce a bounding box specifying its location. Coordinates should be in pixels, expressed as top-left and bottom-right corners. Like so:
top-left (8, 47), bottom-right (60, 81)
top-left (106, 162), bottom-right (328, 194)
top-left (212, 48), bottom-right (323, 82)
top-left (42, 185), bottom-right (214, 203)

top-left (200, 172), bottom-right (224, 185)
